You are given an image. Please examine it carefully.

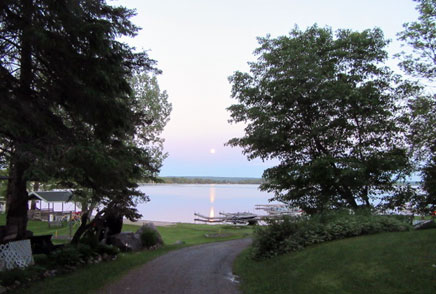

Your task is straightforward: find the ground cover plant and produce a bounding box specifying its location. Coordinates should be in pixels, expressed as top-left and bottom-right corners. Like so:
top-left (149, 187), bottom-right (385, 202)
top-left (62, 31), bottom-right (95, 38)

top-left (251, 210), bottom-right (412, 259)
top-left (234, 229), bottom-right (436, 294)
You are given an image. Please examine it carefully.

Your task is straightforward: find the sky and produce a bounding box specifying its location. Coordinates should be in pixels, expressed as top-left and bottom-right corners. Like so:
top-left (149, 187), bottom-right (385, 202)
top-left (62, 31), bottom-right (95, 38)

top-left (114, 0), bottom-right (419, 178)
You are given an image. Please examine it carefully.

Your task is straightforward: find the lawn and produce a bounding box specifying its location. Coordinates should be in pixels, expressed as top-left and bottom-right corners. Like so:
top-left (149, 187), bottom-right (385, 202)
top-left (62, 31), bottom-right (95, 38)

top-left (234, 229), bottom-right (436, 294)
top-left (0, 213), bottom-right (81, 244)
top-left (0, 214), bottom-right (253, 294)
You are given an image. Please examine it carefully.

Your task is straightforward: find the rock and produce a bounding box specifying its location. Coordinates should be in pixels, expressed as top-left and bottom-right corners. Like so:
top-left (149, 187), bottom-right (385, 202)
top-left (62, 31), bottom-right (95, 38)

top-left (108, 232), bottom-right (143, 252)
top-left (413, 219), bottom-right (435, 230)
top-left (135, 223), bottom-right (164, 247)
top-left (174, 240), bottom-right (185, 245)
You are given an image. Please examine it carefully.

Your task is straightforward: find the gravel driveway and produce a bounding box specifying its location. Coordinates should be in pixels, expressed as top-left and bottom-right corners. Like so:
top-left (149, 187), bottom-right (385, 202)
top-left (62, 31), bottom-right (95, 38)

top-left (97, 238), bottom-right (252, 294)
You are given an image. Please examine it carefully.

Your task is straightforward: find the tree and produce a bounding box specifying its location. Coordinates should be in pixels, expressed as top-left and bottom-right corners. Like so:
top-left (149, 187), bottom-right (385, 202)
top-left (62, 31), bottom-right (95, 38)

top-left (0, 0), bottom-right (158, 240)
top-left (129, 73), bottom-right (172, 173)
top-left (69, 72), bottom-right (172, 243)
top-left (397, 0), bottom-right (436, 79)
top-left (397, 0), bottom-right (436, 214)
top-left (227, 25), bottom-right (414, 214)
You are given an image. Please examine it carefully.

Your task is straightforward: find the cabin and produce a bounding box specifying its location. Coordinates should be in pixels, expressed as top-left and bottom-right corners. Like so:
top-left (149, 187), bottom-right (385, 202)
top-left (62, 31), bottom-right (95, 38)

top-left (27, 191), bottom-right (79, 225)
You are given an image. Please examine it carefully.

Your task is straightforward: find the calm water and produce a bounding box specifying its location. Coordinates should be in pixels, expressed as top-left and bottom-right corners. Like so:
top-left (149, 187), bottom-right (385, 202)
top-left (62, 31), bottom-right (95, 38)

top-left (136, 184), bottom-right (276, 223)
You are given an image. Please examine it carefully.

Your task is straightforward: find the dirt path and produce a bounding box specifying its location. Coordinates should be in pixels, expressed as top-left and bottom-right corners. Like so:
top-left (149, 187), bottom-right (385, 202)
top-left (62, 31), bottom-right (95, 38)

top-left (97, 238), bottom-right (252, 294)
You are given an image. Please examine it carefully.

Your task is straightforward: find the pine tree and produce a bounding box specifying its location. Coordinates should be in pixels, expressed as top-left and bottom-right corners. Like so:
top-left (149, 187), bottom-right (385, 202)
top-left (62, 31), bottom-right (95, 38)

top-left (0, 0), bottom-right (158, 240)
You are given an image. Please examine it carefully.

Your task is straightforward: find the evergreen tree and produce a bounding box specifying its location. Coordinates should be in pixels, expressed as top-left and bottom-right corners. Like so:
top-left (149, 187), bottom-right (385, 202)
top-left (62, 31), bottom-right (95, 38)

top-left (0, 0), bottom-right (159, 240)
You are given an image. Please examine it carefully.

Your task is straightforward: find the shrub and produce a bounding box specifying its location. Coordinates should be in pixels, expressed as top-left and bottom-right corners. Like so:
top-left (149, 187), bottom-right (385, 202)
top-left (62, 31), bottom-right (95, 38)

top-left (76, 243), bottom-right (97, 260)
top-left (33, 254), bottom-right (51, 267)
top-left (251, 211), bottom-right (412, 259)
top-left (96, 243), bottom-right (120, 256)
top-left (49, 245), bottom-right (81, 266)
top-left (139, 227), bottom-right (161, 248)
top-left (0, 265), bottom-right (46, 287)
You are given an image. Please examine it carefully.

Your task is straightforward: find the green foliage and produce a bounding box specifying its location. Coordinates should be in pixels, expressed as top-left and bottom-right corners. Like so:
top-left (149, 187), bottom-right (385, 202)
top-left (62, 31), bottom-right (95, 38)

top-left (76, 243), bottom-right (98, 260)
top-left (228, 25), bottom-right (415, 213)
top-left (0, 0), bottom-right (166, 239)
top-left (251, 211), bottom-right (412, 259)
top-left (130, 73), bottom-right (172, 174)
top-left (0, 169), bottom-right (7, 198)
top-left (0, 266), bottom-right (46, 287)
top-left (0, 244), bottom-right (120, 289)
top-left (49, 246), bottom-right (82, 267)
top-left (397, 0), bottom-right (436, 79)
top-left (397, 0), bottom-right (436, 214)
top-left (140, 226), bottom-right (161, 248)
top-left (422, 155), bottom-right (436, 212)
top-left (95, 244), bottom-right (120, 256)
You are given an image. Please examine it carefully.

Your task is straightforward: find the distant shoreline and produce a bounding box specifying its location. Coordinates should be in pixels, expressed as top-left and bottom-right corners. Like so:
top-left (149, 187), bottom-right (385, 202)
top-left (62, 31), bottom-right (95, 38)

top-left (145, 176), bottom-right (263, 185)
top-left (124, 219), bottom-right (176, 227)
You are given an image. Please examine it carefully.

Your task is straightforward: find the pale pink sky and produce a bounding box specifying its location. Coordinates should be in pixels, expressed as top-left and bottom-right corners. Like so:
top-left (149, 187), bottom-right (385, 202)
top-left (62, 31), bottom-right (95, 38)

top-left (114, 0), bottom-right (418, 177)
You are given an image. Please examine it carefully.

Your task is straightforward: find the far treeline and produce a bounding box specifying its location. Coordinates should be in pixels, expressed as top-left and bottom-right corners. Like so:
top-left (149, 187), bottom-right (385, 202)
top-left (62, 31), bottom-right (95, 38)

top-left (154, 177), bottom-right (263, 184)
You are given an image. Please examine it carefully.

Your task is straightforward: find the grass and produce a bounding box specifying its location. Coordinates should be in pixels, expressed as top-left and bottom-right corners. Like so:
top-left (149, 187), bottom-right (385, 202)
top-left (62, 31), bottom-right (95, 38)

top-left (0, 214), bottom-right (253, 294)
top-left (234, 229), bottom-right (436, 294)
top-left (0, 213), bottom-right (81, 244)
top-left (157, 223), bottom-right (252, 245)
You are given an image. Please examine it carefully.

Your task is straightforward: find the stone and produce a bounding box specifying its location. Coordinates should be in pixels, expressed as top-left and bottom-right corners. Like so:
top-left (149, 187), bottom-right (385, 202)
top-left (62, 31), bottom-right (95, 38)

top-left (135, 223), bottom-right (164, 247)
top-left (413, 219), bottom-right (435, 230)
top-left (174, 240), bottom-right (185, 245)
top-left (108, 232), bottom-right (143, 252)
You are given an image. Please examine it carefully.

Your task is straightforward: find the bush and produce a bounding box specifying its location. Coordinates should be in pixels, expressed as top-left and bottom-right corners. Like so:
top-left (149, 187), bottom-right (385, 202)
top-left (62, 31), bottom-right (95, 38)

top-left (96, 243), bottom-right (120, 256)
top-left (33, 254), bottom-right (51, 267)
top-left (76, 243), bottom-right (97, 260)
top-left (49, 245), bottom-right (81, 266)
top-left (251, 211), bottom-right (412, 259)
top-left (139, 227), bottom-right (161, 248)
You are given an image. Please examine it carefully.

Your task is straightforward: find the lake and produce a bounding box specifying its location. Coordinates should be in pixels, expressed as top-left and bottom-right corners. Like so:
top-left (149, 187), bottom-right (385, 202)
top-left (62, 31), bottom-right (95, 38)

top-left (136, 184), bottom-right (276, 223)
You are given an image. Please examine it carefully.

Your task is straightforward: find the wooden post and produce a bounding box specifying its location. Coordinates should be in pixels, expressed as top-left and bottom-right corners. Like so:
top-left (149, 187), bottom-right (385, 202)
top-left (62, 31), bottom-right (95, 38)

top-left (69, 211), bottom-right (72, 238)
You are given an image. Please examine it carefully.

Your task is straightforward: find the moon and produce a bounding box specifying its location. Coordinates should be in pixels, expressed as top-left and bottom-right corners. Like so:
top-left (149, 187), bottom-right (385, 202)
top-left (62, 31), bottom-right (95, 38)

top-left (209, 148), bottom-right (216, 154)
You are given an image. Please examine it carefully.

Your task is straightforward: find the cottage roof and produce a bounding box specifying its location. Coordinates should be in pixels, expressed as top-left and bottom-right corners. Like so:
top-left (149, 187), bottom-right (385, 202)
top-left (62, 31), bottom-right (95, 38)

top-left (28, 191), bottom-right (73, 202)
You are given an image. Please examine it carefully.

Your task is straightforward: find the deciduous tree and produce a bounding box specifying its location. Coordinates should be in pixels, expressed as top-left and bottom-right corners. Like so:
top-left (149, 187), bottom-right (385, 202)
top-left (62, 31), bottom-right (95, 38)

top-left (228, 25), bottom-right (414, 214)
top-left (397, 0), bottom-right (436, 214)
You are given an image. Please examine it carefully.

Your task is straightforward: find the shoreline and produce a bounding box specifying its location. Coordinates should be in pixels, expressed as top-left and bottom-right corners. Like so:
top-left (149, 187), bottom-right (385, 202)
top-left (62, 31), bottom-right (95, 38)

top-left (123, 219), bottom-right (178, 227)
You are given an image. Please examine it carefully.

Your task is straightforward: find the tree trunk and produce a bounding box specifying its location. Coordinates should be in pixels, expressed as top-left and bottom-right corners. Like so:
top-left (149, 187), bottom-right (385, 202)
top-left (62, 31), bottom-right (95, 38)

top-left (71, 211), bottom-right (91, 244)
top-left (5, 154), bottom-right (30, 240)
top-left (3, 0), bottom-right (34, 242)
